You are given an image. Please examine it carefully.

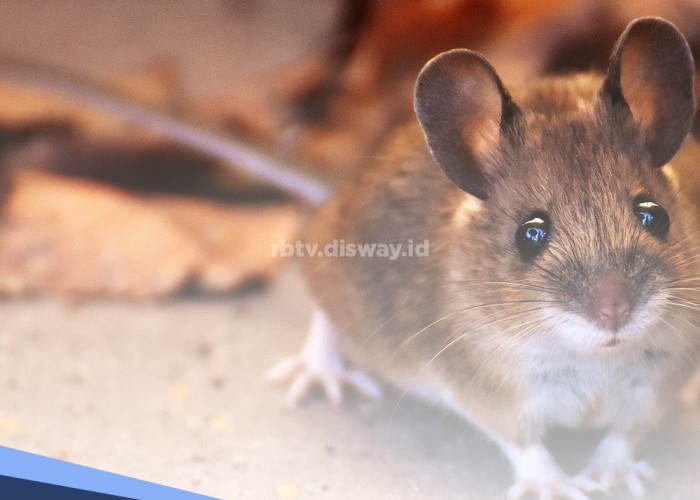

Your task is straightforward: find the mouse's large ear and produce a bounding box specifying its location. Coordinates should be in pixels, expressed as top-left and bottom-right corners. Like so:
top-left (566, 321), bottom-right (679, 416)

top-left (414, 50), bottom-right (519, 200)
top-left (599, 17), bottom-right (695, 168)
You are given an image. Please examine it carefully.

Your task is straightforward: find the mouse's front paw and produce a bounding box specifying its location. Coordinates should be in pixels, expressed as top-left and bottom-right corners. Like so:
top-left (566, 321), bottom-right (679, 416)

top-left (265, 351), bottom-right (381, 408)
top-left (507, 444), bottom-right (598, 500)
top-left (576, 432), bottom-right (655, 498)
top-left (507, 477), bottom-right (593, 500)
top-left (574, 460), bottom-right (653, 499)
top-left (266, 309), bottom-right (381, 407)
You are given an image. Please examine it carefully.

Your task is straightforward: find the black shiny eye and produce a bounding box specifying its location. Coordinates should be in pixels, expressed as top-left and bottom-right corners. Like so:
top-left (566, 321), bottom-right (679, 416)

top-left (516, 212), bottom-right (551, 262)
top-left (633, 197), bottom-right (670, 240)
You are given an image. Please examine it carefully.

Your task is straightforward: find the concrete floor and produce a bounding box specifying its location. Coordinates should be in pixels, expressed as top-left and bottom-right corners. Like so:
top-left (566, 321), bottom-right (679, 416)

top-left (0, 2), bottom-right (698, 499)
top-left (0, 265), bottom-right (698, 499)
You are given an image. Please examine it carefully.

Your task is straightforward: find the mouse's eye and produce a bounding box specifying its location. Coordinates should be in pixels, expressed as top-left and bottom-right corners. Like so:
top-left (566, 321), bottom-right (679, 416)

top-left (633, 197), bottom-right (670, 240)
top-left (516, 212), bottom-right (551, 262)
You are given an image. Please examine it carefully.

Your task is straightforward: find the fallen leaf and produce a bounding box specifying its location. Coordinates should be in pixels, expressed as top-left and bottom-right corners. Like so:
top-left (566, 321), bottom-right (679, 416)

top-left (152, 196), bottom-right (302, 292)
top-left (0, 170), bottom-right (302, 298)
top-left (0, 170), bottom-right (199, 298)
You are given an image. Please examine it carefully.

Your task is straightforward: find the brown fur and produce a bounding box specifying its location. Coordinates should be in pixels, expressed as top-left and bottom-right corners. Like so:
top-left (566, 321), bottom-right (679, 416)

top-left (302, 19), bottom-right (699, 450)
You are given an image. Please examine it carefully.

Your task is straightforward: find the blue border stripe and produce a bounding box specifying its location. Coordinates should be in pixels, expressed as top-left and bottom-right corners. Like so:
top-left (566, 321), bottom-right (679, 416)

top-left (0, 474), bottom-right (135, 499)
top-left (0, 446), bottom-right (221, 500)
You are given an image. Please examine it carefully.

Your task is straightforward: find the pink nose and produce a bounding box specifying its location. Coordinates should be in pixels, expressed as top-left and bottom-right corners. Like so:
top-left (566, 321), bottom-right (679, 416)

top-left (588, 276), bottom-right (631, 332)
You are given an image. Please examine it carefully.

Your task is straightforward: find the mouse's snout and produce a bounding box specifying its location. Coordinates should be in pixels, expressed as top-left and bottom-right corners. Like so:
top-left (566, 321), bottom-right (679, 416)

top-left (586, 274), bottom-right (632, 333)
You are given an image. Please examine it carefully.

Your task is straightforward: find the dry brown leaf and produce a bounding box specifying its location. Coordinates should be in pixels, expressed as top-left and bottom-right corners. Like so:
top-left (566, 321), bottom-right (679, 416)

top-left (0, 170), bottom-right (302, 298)
top-left (0, 57), bottom-right (183, 148)
top-left (199, 78), bottom-right (281, 146)
top-left (0, 81), bottom-right (131, 137)
top-left (112, 58), bottom-right (181, 111)
top-left (153, 196), bottom-right (302, 292)
top-left (0, 170), bottom-right (200, 298)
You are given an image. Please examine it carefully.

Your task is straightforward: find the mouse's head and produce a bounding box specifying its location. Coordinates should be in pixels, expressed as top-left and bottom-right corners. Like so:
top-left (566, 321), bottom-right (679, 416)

top-left (415, 17), bottom-right (698, 351)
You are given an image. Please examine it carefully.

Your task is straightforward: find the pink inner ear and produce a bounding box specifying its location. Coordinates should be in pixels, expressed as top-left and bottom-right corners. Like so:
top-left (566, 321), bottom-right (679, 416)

top-left (461, 115), bottom-right (500, 159)
top-left (619, 37), bottom-right (662, 140)
top-left (457, 71), bottom-right (503, 163)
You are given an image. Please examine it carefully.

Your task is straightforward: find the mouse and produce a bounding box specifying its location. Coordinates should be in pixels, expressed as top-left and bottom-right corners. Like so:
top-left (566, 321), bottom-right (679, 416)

top-left (0, 14), bottom-right (697, 500)
top-left (266, 17), bottom-right (699, 500)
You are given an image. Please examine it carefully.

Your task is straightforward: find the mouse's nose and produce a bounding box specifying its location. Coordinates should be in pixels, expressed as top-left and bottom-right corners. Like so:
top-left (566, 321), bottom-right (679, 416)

top-left (588, 275), bottom-right (632, 332)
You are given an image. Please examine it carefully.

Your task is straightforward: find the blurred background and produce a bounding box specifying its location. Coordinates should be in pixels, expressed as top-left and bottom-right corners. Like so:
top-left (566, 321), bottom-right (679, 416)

top-left (0, 1), bottom-right (698, 499)
top-left (0, 0), bottom-right (697, 298)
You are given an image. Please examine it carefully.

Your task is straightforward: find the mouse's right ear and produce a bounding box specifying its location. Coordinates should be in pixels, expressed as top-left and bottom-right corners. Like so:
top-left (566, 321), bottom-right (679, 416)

top-left (414, 50), bottom-right (519, 200)
top-left (599, 17), bottom-right (695, 168)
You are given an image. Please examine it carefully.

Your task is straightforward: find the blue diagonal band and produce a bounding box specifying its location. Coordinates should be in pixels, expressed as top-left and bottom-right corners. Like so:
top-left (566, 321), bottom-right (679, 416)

top-left (0, 446), bottom-right (221, 500)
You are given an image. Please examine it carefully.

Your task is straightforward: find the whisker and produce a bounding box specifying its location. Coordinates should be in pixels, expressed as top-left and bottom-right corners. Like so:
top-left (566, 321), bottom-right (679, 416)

top-left (386, 301), bottom-right (553, 360)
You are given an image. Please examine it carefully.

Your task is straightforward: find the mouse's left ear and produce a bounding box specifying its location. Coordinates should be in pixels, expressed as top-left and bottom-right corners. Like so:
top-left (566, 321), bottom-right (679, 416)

top-left (599, 17), bottom-right (695, 168)
top-left (414, 49), bottom-right (521, 200)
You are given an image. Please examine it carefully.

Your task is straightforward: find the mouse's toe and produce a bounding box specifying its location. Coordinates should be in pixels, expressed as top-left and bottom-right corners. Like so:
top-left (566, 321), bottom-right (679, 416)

top-left (576, 432), bottom-right (655, 498)
top-left (266, 308), bottom-right (381, 407)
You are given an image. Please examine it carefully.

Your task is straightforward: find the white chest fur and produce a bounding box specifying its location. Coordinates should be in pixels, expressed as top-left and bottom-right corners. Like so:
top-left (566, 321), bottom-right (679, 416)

top-left (517, 338), bottom-right (664, 430)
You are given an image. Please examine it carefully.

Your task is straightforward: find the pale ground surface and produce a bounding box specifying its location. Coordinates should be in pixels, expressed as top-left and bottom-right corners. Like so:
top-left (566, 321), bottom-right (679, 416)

top-left (0, 265), bottom-right (699, 500)
top-left (0, 2), bottom-right (698, 499)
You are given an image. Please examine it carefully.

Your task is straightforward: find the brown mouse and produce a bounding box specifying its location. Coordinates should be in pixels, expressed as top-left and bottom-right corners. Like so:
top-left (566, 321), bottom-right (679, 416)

top-left (267, 17), bottom-right (699, 499)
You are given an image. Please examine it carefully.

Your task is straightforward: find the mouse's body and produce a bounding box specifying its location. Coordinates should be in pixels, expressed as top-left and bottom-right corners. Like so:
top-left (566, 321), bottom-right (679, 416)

top-left (268, 18), bottom-right (699, 499)
top-left (304, 116), bottom-right (697, 432)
